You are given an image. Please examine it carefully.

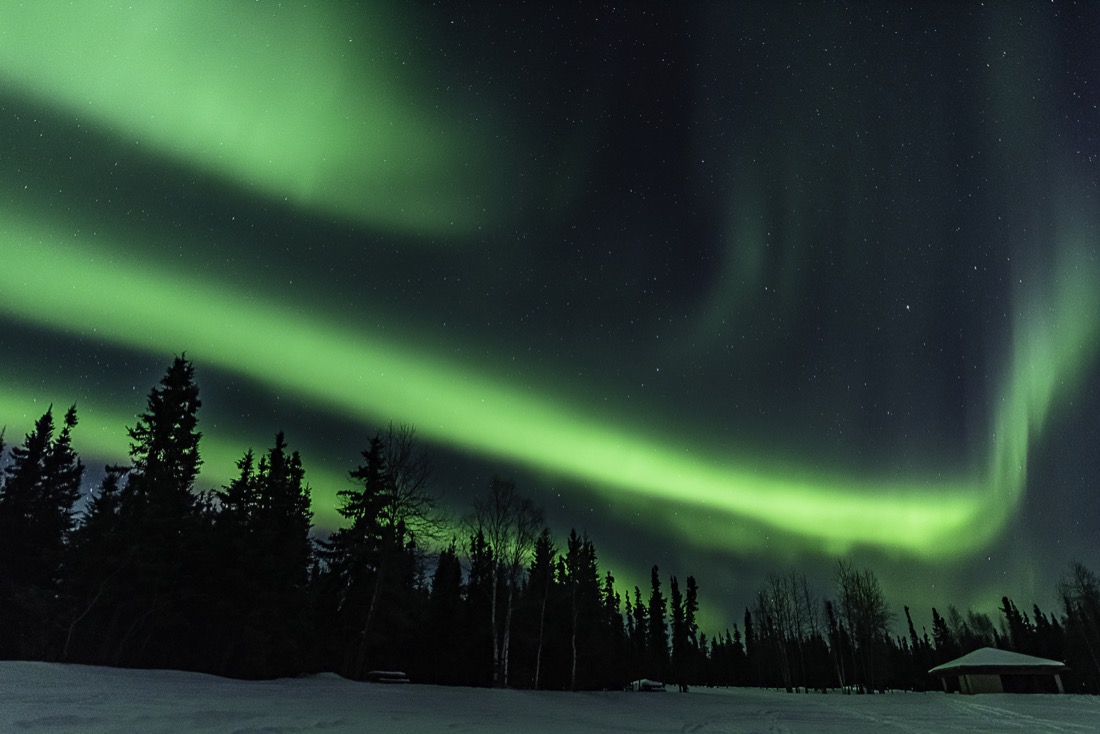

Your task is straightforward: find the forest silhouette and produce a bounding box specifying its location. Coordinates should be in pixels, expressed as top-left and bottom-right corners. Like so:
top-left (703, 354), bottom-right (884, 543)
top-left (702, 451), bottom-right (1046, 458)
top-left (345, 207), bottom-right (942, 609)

top-left (1, 356), bottom-right (1098, 693)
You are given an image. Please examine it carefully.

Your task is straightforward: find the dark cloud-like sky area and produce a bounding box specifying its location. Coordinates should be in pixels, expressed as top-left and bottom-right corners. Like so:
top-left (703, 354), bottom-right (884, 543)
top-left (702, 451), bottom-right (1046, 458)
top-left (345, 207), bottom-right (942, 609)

top-left (1, 1), bottom-right (1098, 632)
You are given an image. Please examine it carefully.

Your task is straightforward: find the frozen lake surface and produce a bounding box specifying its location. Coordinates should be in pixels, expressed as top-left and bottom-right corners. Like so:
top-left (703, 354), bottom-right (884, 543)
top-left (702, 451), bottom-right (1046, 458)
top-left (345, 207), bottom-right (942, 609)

top-left (2, 661), bottom-right (1098, 733)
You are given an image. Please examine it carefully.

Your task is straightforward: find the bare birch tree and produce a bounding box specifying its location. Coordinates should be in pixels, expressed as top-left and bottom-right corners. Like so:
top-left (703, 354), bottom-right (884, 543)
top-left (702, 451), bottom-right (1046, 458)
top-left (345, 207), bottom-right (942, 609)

top-left (834, 559), bottom-right (892, 691)
top-left (472, 477), bottom-right (543, 687)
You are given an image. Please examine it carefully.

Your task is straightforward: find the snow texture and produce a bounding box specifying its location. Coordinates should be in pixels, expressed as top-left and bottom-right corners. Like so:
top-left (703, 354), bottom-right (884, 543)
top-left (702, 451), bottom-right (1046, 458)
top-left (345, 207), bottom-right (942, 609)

top-left (2, 661), bottom-right (1098, 733)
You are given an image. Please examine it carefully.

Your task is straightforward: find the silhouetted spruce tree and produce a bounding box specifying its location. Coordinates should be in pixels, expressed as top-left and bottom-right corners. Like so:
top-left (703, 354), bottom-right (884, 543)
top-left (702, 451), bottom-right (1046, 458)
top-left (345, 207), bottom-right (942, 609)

top-left (561, 529), bottom-right (601, 690)
top-left (319, 435), bottom-right (390, 677)
top-left (537, 553), bottom-right (572, 689)
top-left (930, 607), bottom-right (957, 665)
top-left (704, 627), bottom-right (736, 686)
top-left (646, 565), bottom-right (668, 679)
top-left (904, 606), bottom-right (933, 690)
top-left (124, 357), bottom-right (203, 516)
top-left (61, 358), bottom-right (207, 669)
top-left (62, 465), bottom-right (127, 662)
top-left (112, 355), bottom-right (210, 670)
top-left (0, 405), bottom-right (84, 659)
top-left (885, 634), bottom-right (911, 690)
top-left (421, 540), bottom-right (463, 684)
top-left (629, 586), bottom-right (648, 679)
top-left (525, 527), bottom-right (557, 689)
top-left (731, 625), bottom-right (748, 685)
top-left (1000, 596), bottom-right (1034, 654)
top-left (703, 633), bottom-right (720, 685)
top-left (684, 576), bottom-right (701, 682)
top-left (1060, 562), bottom-right (1100, 692)
top-left (670, 576), bottom-right (687, 689)
top-left (206, 449), bottom-right (258, 673)
top-left (463, 528), bottom-right (496, 686)
top-left (744, 608), bottom-right (759, 686)
top-left (697, 631), bottom-right (710, 683)
top-left (318, 426), bottom-right (439, 679)
top-left (600, 570), bottom-right (628, 689)
top-left (710, 624), bottom-right (748, 686)
top-left (1031, 604), bottom-right (1063, 662)
top-left (213, 433), bottom-right (314, 678)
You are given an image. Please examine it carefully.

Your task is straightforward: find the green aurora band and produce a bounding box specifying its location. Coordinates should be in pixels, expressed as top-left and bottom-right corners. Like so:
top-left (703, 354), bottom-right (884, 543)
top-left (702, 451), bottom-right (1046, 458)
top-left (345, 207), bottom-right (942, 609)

top-left (1, 1), bottom-right (1098, 576)
top-left (0, 1), bottom-right (510, 237)
top-left (2, 210), bottom-right (1096, 559)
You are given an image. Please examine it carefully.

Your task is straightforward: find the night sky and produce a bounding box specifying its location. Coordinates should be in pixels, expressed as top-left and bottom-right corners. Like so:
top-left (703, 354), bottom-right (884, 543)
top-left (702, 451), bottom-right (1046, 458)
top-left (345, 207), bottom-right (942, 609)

top-left (2, 1), bottom-right (1098, 633)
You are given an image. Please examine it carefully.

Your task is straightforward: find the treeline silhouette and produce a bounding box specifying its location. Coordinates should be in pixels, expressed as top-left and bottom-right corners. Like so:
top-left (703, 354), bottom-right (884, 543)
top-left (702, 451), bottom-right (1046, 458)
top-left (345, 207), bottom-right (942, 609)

top-left (1, 356), bottom-right (1098, 693)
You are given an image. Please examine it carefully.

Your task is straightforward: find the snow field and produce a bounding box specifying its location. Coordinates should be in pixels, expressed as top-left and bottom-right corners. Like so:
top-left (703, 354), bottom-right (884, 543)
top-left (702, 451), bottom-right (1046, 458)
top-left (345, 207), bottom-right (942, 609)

top-left (2, 661), bottom-right (1098, 733)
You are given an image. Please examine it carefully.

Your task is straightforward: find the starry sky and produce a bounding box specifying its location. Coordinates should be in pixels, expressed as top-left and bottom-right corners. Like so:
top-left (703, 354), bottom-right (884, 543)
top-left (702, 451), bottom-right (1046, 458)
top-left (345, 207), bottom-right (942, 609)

top-left (1, 1), bottom-right (1098, 633)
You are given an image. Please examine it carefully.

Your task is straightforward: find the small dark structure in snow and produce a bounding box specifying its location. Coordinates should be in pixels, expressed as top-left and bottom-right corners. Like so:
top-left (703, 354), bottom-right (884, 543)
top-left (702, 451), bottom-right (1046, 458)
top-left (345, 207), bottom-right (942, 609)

top-left (365, 670), bottom-right (411, 684)
top-left (929, 647), bottom-right (1068, 694)
top-left (628, 679), bottom-right (666, 692)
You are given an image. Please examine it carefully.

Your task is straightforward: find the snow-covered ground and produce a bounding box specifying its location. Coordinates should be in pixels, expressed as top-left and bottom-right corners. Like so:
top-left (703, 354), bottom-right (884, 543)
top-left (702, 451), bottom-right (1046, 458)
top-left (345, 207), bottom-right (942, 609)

top-left (2, 662), bottom-right (1098, 733)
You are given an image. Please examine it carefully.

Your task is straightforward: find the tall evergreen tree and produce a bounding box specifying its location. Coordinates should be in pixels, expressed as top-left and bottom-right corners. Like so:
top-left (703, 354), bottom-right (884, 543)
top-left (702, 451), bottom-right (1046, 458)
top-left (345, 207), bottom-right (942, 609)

top-left (930, 607), bottom-right (958, 664)
top-left (824, 600), bottom-right (848, 688)
top-left (1000, 596), bottom-right (1034, 654)
top-left (685, 577), bottom-right (700, 652)
top-left (904, 605), bottom-right (932, 690)
top-left (320, 435), bottom-right (392, 677)
top-left (62, 356), bottom-right (208, 669)
top-left (1031, 604), bottom-right (1063, 662)
top-left (124, 356), bottom-right (203, 518)
top-left (683, 576), bottom-right (702, 684)
top-left (62, 465), bottom-right (127, 662)
top-left (213, 433), bottom-right (314, 677)
top-left (629, 585), bottom-right (648, 679)
top-left (669, 576), bottom-right (687, 689)
top-left (118, 356), bottom-right (208, 669)
top-left (647, 565), bottom-right (668, 679)
top-left (561, 529), bottom-right (600, 690)
top-left (422, 541), bottom-right (463, 684)
top-left (600, 570), bottom-right (627, 688)
top-left (527, 527), bottom-right (557, 690)
top-left (0, 406), bottom-right (84, 586)
top-left (0, 405), bottom-right (84, 659)
top-left (1060, 562), bottom-right (1100, 692)
top-left (744, 608), bottom-right (758, 686)
top-left (463, 528), bottom-right (496, 686)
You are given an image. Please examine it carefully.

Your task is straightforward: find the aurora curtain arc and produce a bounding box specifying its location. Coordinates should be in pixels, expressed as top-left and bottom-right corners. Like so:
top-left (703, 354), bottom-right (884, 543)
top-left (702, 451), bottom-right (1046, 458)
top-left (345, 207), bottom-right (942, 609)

top-left (2, 0), bottom-right (1097, 568)
top-left (0, 1), bottom-right (508, 237)
top-left (3, 214), bottom-right (1096, 558)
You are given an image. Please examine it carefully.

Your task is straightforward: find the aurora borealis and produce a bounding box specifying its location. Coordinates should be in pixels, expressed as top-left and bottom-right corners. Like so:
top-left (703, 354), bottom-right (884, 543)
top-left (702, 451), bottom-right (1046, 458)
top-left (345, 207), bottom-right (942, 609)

top-left (1, 1), bottom-right (1098, 629)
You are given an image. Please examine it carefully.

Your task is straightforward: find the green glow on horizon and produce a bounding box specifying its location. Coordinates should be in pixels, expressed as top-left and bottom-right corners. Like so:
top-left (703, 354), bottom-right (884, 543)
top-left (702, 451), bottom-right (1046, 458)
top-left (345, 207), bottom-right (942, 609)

top-left (3, 213), bottom-right (1096, 559)
top-left (0, 1), bottom-right (506, 236)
